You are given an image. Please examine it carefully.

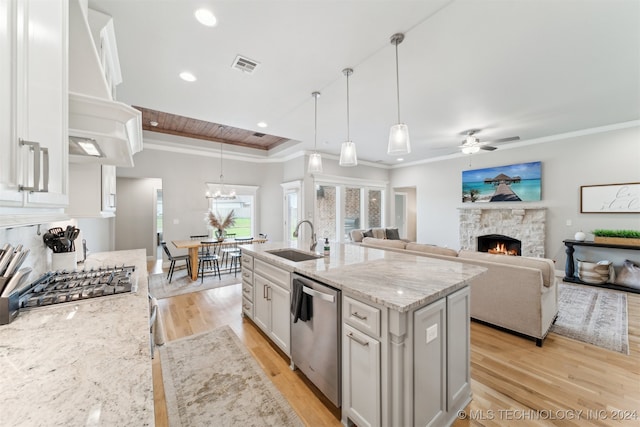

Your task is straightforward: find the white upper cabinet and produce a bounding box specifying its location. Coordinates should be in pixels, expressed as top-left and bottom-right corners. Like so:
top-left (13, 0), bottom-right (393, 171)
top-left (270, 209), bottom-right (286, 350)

top-left (0, 0), bottom-right (69, 227)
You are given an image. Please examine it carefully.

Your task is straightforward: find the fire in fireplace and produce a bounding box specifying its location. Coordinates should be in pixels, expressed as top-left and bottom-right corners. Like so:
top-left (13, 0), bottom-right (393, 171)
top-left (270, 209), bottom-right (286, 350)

top-left (477, 234), bottom-right (521, 256)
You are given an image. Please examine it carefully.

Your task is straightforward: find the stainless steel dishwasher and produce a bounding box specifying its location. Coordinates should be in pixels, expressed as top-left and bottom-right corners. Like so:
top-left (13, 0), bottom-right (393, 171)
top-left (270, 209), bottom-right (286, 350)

top-left (291, 273), bottom-right (341, 407)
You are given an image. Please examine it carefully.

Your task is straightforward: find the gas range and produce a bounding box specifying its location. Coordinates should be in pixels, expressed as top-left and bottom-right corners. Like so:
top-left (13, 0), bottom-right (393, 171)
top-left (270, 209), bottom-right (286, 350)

top-left (19, 265), bottom-right (137, 309)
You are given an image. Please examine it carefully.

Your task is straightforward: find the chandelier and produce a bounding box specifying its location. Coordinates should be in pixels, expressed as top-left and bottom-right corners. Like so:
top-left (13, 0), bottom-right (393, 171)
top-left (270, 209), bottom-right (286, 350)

top-left (206, 142), bottom-right (236, 200)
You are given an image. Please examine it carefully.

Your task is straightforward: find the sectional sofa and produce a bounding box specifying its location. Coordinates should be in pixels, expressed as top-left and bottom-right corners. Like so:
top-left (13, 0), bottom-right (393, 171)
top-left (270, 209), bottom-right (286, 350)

top-left (356, 235), bottom-right (558, 346)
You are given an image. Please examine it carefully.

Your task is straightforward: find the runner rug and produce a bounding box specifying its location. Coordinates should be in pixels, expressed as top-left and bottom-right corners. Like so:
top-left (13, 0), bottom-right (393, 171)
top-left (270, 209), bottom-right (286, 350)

top-left (159, 326), bottom-right (303, 427)
top-left (550, 282), bottom-right (629, 354)
top-left (148, 270), bottom-right (240, 299)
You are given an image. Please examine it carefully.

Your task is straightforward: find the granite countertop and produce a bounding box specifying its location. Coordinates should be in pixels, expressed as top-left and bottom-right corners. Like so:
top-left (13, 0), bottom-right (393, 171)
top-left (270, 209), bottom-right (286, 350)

top-left (242, 242), bottom-right (486, 312)
top-left (0, 249), bottom-right (153, 426)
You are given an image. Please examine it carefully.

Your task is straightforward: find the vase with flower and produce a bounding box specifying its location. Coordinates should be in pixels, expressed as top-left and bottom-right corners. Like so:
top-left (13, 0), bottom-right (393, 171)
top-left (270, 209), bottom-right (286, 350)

top-left (207, 210), bottom-right (236, 242)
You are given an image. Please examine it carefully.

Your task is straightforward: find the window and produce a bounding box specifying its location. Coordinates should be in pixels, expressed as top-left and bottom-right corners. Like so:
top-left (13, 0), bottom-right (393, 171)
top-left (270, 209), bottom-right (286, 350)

top-left (206, 183), bottom-right (258, 238)
top-left (314, 175), bottom-right (386, 242)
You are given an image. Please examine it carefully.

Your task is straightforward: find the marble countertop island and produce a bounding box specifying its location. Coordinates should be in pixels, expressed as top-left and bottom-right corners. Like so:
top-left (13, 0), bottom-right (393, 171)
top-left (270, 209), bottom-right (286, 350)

top-left (0, 249), bottom-right (153, 426)
top-left (242, 242), bottom-right (486, 312)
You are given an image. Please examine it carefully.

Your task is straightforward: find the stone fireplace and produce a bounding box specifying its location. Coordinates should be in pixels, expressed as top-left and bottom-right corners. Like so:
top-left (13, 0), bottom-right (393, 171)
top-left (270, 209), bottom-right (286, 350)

top-left (458, 206), bottom-right (546, 257)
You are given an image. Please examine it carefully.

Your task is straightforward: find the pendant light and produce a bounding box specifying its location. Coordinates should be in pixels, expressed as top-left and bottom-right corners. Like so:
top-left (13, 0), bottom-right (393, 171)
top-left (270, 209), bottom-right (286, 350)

top-left (307, 91), bottom-right (323, 173)
top-left (339, 68), bottom-right (357, 167)
top-left (388, 33), bottom-right (411, 156)
top-left (206, 142), bottom-right (236, 200)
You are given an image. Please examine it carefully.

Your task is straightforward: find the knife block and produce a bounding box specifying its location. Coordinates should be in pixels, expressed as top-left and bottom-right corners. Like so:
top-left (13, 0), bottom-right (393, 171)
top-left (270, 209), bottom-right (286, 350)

top-left (52, 251), bottom-right (77, 271)
top-left (0, 277), bottom-right (20, 325)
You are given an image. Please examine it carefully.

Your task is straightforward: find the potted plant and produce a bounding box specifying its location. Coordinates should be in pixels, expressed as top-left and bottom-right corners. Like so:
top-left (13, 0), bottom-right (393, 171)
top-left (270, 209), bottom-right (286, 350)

top-left (207, 210), bottom-right (236, 241)
top-left (592, 229), bottom-right (640, 246)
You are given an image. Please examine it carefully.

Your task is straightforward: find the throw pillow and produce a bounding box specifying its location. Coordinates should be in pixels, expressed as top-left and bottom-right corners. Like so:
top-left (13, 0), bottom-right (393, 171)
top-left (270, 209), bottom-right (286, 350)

top-left (385, 228), bottom-right (400, 240)
top-left (362, 229), bottom-right (374, 238)
top-left (616, 259), bottom-right (640, 289)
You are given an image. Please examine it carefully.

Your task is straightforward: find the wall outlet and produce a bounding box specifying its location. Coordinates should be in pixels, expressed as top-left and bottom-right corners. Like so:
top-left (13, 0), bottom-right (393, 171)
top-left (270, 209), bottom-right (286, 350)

top-left (566, 219), bottom-right (572, 226)
top-left (173, 219), bottom-right (180, 225)
top-left (426, 324), bottom-right (438, 344)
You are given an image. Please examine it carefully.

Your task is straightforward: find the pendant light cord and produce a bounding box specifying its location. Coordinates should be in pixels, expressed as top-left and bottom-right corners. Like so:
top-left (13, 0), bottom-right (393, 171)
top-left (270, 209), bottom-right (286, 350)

top-left (219, 143), bottom-right (224, 183)
top-left (345, 70), bottom-right (351, 141)
top-left (314, 93), bottom-right (318, 150)
top-left (394, 39), bottom-right (401, 123)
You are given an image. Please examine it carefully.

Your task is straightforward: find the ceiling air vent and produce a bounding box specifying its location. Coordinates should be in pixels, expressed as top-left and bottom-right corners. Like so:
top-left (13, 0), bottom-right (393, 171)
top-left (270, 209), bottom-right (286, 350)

top-left (232, 55), bottom-right (260, 74)
top-left (253, 132), bottom-right (265, 137)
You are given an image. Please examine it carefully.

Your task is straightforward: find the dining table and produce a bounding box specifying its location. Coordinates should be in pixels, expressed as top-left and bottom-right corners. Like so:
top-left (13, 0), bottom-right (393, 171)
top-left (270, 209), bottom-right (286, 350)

top-left (172, 237), bottom-right (267, 280)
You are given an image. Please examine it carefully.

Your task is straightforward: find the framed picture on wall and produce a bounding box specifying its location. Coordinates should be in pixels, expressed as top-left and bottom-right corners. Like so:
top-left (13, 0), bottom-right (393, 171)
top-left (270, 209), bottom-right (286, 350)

top-left (462, 161), bottom-right (542, 203)
top-left (580, 182), bottom-right (640, 213)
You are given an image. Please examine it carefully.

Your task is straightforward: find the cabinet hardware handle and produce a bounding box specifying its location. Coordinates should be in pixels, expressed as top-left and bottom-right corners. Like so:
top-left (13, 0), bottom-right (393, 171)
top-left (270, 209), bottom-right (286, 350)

top-left (352, 311), bottom-right (368, 320)
top-left (19, 139), bottom-right (41, 192)
top-left (41, 147), bottom-right (49, 192)
top-left (263, 284), bottom-right (268, 299)
top-left (347, 332), bottom-right (369, 347)
top-left (266, 285), bottom-right (271, 301)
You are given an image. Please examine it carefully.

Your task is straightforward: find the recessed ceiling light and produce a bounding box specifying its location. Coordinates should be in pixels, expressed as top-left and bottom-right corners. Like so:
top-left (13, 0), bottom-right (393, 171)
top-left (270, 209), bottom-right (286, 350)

top-left (397, 158), bottom-right (404, 161)
top-left (179, 71), bottom-right (196, 82)
top-left (149, 121), bottom-right (158, 127)
top-left (257, 121), bottom-right (267, 128)
top-left (194, 9), bottom-right (217, 27)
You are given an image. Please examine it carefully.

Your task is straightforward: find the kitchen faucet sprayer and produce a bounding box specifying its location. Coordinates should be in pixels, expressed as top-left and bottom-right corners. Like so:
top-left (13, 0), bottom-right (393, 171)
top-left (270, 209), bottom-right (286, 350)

top-left (293, 220), bottom-right (317, 252)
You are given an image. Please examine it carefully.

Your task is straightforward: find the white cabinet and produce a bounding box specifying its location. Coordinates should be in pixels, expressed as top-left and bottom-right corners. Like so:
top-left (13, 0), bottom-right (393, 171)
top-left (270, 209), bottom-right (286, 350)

top-left (240, 254), bottom-right (254, 318)
top-left (342, 286), bottom-right (471, 427)
top-left (0, 0), bottom-right (69, 226)
top-left (67, 163), bottom-right (116, 218)
top-left (101, 165), bottom-right (116, 213)
top-left (413, 286), bottom-right (471, 427)
top-left (343, 323), bottom-right (381, 427)
top-left (252, 259), bottom-right (291, 356)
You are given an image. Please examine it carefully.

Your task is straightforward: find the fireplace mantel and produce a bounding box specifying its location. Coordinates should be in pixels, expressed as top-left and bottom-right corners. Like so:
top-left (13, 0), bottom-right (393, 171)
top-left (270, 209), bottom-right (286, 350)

top-left (458, 206), bottom-right (547, 257)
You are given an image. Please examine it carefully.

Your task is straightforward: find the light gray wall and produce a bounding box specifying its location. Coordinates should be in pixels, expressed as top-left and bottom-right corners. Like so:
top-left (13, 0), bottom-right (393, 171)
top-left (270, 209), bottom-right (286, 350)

top-left (115, 177), bottom-right (160, 258)
top-left (390, 125), bottom-right (640, 268)
top-left (117, 148), bottom-right (286, 245)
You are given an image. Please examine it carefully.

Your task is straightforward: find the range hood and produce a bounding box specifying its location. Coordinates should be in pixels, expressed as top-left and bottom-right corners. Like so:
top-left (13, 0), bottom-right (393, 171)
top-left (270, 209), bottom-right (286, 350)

top-left (68, 0), bottom-right (142, 167)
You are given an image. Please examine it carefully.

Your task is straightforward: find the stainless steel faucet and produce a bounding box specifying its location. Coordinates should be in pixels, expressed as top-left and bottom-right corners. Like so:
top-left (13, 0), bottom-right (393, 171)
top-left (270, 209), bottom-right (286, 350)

top-left (293, 220), bottom-right (317, 252)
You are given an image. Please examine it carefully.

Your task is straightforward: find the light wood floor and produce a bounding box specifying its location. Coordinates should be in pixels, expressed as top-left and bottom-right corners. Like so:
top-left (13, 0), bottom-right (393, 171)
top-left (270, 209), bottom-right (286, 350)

top-left (149, 262), bottom-right (640, 427)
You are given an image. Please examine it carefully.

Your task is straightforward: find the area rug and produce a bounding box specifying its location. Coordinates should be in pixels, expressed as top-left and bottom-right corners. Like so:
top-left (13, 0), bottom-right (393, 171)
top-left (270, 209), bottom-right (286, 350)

top-left (159, 326), bottom-right (303, 427)
top-left (550, 282), bottom-right (629, 354)
top-left (148, 270), bottom-right (241, 299)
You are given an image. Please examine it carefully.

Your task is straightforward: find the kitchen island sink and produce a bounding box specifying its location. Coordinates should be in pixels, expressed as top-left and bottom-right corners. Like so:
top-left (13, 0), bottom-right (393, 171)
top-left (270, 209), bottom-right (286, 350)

top-left (266, 248), bottom-right (323, 262)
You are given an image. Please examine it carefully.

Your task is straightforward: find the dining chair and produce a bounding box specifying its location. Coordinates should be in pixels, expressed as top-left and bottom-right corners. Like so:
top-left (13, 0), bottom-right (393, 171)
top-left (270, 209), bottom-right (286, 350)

top-left (219, 238), bottom-right (239, 270)
top-left (161, 241), bottom-right (191, 283)
top-left (198, 241), bottom-right (221, 282)
top-left (229, 237), bottom-right (253, 276)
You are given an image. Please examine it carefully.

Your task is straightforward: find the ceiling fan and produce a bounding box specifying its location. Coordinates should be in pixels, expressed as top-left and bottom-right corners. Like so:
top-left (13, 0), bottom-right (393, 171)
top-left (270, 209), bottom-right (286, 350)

top-left (458, 129), bottom-right (520, 154)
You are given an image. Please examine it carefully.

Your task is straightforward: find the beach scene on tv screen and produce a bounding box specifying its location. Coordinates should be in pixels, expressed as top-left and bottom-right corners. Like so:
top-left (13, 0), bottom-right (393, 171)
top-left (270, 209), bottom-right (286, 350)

top-left (462, 161), bottom-right (541, 203)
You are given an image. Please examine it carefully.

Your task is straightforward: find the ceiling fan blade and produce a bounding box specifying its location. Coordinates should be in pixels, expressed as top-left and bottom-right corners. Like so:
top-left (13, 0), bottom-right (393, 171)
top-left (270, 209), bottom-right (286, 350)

top-left (458, 128), bottom-right (481, 137)
top-left (480, 145), bottom-right (498, 151)
top-left (480, 136), bottom-right (520, 144)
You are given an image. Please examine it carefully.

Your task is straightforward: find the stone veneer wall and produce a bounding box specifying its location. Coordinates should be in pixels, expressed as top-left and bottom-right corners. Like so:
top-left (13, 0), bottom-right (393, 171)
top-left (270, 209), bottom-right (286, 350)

top-left (458, 206), bottom-right (546, 257)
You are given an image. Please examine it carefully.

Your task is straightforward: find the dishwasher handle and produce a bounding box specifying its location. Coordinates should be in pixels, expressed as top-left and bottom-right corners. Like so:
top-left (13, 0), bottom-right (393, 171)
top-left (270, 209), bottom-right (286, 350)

top-left (302, 286), bottom-right (335, 303)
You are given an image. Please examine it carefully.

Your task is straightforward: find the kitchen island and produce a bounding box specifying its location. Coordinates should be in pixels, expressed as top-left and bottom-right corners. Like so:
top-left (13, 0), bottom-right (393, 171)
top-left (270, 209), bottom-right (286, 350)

top-left (240, 241), bottom-right (486, 427)
top-left (0, 249), bottom-right (153, 426)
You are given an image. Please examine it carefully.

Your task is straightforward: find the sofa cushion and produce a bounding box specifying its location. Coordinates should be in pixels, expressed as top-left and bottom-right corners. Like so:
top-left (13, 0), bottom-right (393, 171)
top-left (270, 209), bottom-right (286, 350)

top-left (385, 228), bottom-right (400, 240)
top-left (362, 237), bottom-right (408, 250)
top-left (372, 228), bottom-right (386, 239)
top-left (350, 229), bottom-right (365, 242)
top-left (362, 229), bottom-right (374, 238)
top-left (458, 250), bottom-right (555, 287)
top-left (405, 243), bottom-right (459, 258)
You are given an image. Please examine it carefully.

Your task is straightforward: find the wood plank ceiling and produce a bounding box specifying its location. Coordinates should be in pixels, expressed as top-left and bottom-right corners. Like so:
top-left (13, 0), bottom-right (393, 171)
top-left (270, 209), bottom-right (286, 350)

top-left (134, 106), bottom-right (290, 151)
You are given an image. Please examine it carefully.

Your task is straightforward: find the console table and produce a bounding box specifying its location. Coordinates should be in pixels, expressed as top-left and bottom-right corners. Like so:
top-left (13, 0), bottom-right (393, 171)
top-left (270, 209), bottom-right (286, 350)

top-left (563, 239), bottom-right (640, 294)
